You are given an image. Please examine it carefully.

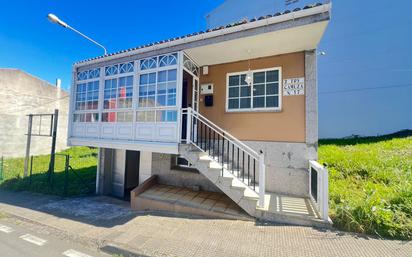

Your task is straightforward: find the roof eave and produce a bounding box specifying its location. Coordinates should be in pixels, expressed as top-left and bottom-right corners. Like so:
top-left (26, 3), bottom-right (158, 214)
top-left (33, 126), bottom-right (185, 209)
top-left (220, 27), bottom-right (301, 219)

top-left (74, 3), bottom-right (331, 69)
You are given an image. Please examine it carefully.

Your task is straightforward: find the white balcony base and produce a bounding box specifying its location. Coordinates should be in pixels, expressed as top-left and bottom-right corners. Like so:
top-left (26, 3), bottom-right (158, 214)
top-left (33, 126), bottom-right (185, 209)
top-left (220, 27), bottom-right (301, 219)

top-left (68, 137), bottom-right (178, 154)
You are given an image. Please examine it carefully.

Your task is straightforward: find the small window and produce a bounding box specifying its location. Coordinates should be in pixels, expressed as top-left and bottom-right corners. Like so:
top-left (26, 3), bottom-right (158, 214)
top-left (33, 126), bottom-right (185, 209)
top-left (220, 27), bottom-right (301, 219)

top-left (171, 155), bottom-right (197, 172)
top-left (227, 68), bottom-right (281, 111)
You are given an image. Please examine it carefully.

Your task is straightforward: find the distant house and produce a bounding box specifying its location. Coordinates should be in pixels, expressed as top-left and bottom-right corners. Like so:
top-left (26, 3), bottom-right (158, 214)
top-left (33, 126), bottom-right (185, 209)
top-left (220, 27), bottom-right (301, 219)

top-left (0, 69), bottom-right (69, 158)
top-left (68, 3), bottom-right (331, 226)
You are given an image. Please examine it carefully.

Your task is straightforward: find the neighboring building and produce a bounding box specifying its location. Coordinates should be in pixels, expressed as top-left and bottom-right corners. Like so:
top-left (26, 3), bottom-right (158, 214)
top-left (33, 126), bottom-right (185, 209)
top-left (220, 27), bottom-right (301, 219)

top-left (68, 3), bottom-right (331, 225)
top-left (0, 69), bottom-right (69, 158)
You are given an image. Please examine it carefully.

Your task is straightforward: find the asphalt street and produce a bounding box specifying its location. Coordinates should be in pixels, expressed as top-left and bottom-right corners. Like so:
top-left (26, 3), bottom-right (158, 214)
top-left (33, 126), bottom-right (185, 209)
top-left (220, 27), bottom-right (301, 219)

top-left (0, 219), bottom-right (110, 257)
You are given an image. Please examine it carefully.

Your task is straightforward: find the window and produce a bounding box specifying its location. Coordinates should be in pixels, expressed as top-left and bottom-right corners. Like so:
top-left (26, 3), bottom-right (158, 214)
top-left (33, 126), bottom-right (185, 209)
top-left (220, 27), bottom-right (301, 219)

top-left (73, 113), bottom-right (99, 123)
top-left (104, 75), bottom-right (133, 110)
top-left (171, 155), bottom-right (197, 172)
top-left (138, 69), bottom-right (176, 107)
top-left (138, 68), bottom-right (177, 123)
top-left (135, 110), bottom-right (177, 123)
top-left (227, 68), bottom-right (281, 111)
top-left (75, 81), bottom-right (99, 111)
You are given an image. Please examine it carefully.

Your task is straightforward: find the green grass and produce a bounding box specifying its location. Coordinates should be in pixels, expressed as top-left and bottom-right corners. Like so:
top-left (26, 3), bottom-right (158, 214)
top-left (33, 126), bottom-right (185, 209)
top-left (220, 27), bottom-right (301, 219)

top-left (0, 147), bottom-right (98, 196)
top-left (319, 135), bottom-right (412, 240)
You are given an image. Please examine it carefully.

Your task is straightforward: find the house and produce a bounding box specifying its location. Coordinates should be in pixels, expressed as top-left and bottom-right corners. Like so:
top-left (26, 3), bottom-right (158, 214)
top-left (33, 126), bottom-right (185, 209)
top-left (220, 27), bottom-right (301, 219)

top-left (0, 69), bottom-right (69, 158)
top-left (68, 2), bottom-right (331, 226)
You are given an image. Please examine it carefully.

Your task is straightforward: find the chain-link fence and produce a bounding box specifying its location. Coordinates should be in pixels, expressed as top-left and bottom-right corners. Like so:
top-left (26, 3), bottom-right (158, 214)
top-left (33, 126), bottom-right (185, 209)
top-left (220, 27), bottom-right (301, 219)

top-left (0, 147), bottom-right (97, 196)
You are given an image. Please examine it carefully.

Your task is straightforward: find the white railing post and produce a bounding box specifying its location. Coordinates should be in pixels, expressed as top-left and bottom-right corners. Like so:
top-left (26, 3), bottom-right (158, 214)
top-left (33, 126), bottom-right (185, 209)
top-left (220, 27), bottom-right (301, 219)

top-left (320, 165), bottom-right (329, 221)
top-left (258, 150), bottom-right (265, 208)
top-left (186, 108), bottom-right (191, 144)
top-left (309, 160), bottom-right (329, 222)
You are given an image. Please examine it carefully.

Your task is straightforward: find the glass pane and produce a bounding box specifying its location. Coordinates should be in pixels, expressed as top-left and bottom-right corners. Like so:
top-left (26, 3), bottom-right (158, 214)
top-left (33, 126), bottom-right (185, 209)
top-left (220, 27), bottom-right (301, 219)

top-left (266, 83), bottom-right (279, 95)
top-left (167, 82), bottom-right (176, 94)
top-left (148, 85), bottom-right (156, 95)
top-left (167, 110), bottom-right (177, 122)
top-left (240, 74), bottom-right (248, 85)
top-left (156, 110), bottom-right (166, 122)
top-left (157, 83), bottom-right (166, 94)
top-left (157, 95), bottom-right (166, 106)
top-left (158, 70), bottom-right (167, 82)
top-left (266, 96), bottom-right (279, 108)
top-left (149, 73), bottom-right (156, 83)
top-left (92, 113), bottom-right (99, 122)
top-left (240, 86), bottom-right (251, 97)
top-left (168, 69), bottom-right (177, 81)
top-left (253, 84), bottom-right (265, 96)
top-left (253, 72), bottom-right (265, 84)
top-left (229, 75), bottom-right (240, 86)
top-left (240, 98), bottom-right (251, 109)
top-left (266, 70), bottom-right (278, 82)
top-left (140, 74), bottom-right (148, 84)
top-left (228, 98), bottom-right (239, 109)
top-left (102, 112), bottom-right (116, 122)
top-left (136, 111), bottom-right (155, 122)
top-left (229, 87), bottom-right (239, 97)
top-left (167, 94), bottom-right (176, 106)
top-left (253, 97), bottom-right (265, 108)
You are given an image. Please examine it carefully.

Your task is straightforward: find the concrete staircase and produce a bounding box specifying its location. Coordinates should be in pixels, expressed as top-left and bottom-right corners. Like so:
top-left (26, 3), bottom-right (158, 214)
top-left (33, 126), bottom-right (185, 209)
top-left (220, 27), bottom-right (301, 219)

top-left (179, 144), bottom-right (331, 228)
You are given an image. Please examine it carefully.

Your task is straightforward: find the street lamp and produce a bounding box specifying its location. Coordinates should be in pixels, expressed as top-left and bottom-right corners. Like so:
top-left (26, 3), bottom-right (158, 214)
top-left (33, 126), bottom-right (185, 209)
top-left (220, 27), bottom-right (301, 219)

top-left (47, 13), bottom-right (107, 55)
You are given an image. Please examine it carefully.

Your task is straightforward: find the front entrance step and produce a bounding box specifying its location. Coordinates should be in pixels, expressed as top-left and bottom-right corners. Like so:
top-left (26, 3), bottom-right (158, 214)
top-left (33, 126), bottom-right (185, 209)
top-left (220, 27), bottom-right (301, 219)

top-left (180, 144), bottom-right (332, 228)
top-left (132, 184), bottom-right (253, 221)
top-left (256, 192), bottom-right (332, 228)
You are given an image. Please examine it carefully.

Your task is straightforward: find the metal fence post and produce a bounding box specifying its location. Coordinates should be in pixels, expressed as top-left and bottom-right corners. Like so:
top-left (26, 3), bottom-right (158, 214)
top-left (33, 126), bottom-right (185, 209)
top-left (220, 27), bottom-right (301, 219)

top-left (48, 109), bottom-right (59, 182)
top-left (29, 156), bottom-right (33, 186)
top-left (64, 154), bottom-right (69, 196)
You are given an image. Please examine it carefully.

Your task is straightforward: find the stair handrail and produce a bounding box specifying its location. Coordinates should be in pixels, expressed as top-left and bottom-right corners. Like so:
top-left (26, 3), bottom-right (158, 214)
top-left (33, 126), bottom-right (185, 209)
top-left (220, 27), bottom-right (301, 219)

top-left (182, 107), bottom-right (259, 160)
top-left (182, 107), bottom-right (266, 207)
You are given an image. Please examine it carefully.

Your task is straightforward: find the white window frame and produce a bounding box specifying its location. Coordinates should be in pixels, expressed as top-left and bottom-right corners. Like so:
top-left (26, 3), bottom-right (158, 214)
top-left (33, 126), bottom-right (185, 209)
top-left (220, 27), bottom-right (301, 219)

top-left (73, 74), bottom-right (100, 123)
top-left (225, 67), bottom-right (282, 112)
top-left (136, 53), bottom-right (179, 124)
top-left (102, 62), bottom-right (135, 123)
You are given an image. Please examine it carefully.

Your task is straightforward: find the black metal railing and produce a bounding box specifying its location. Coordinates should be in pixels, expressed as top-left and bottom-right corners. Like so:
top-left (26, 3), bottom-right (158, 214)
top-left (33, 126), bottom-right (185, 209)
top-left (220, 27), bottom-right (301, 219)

top-left (183, 108), bottom-right (260, 193)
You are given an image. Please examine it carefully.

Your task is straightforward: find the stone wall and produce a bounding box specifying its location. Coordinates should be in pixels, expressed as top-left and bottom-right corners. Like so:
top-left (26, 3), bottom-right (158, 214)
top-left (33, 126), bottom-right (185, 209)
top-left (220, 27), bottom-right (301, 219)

top-left (0, 69), bottom-right (69, 158)
top-left (151, 153), bottom-right (221, 193)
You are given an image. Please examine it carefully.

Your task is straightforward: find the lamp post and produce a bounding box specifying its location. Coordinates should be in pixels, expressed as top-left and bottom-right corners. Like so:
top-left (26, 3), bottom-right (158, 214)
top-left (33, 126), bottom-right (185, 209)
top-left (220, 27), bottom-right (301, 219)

top-left (47, 13), bottom-right (107, 55)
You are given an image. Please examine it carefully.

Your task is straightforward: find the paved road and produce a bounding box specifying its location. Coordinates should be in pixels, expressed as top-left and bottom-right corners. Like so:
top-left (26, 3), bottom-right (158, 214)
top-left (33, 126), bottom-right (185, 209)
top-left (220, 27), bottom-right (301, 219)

top-left (0, 219), bottom-right (110, 257)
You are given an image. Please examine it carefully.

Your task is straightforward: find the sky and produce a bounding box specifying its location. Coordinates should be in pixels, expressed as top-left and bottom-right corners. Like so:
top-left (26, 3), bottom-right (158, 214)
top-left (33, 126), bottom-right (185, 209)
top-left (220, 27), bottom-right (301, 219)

top-left (0, 0), bottom-right (411, 138)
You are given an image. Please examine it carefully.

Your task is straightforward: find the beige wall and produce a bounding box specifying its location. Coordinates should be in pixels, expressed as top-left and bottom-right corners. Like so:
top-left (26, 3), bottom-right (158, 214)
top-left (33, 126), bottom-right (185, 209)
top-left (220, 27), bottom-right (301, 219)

top-left (199, 52), bottom-right (305, 143)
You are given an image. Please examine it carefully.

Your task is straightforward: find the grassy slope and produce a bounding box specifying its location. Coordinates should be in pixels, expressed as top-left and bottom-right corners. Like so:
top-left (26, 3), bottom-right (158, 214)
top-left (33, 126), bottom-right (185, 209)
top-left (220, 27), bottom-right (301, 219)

top-left (0, 147), bottom-right (97, 196)
top-left (319, 136), bottom-right (412, 240)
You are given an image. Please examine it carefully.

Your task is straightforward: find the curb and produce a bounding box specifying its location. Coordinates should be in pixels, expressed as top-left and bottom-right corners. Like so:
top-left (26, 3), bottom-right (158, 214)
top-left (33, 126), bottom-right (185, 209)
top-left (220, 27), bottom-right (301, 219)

top-left (100, 244), bottom-right (147, 257)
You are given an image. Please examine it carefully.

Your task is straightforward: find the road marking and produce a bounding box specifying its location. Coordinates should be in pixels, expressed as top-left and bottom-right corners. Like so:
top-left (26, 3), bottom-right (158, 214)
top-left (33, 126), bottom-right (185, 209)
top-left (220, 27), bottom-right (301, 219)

top-left (0, 224), bottom-right (14, 233)
top-left (62, 249), bottom-right (93, 257)
top-left (19, 234), bottom-right (47, 246)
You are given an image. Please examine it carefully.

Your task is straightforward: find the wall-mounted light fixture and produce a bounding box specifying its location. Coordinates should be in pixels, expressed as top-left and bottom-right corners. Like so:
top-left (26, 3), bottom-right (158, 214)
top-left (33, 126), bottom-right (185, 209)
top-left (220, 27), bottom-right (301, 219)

top-left (244, 49), bottom-right (253, 86)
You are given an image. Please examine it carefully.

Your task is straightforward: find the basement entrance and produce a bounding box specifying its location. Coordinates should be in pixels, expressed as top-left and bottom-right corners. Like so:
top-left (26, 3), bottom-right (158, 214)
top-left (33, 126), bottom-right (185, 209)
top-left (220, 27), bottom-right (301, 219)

top-left (124, 150), bottom-right (140, 201)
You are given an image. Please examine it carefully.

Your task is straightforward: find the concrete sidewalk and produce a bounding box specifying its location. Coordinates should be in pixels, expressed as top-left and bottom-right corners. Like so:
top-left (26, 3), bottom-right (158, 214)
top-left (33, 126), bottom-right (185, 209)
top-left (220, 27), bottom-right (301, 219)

top-left (0, 190), bottom-right (410, 257)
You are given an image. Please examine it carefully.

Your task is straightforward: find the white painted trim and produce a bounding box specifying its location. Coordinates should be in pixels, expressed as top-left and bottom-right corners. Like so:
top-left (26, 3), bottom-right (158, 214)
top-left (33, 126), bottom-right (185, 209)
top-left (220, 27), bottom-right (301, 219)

top-left (68, 137), bottom-right (178, 154)
top-left (225, 67), bottom-right (282, 113)
top-left (74, 4), bottom-right (331, 68)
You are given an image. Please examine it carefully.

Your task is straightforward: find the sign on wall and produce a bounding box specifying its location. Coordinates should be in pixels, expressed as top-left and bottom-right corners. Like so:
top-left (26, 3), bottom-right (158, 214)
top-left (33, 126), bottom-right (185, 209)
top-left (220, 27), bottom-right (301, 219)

top-left (283, 77), bottom-right (305, 96)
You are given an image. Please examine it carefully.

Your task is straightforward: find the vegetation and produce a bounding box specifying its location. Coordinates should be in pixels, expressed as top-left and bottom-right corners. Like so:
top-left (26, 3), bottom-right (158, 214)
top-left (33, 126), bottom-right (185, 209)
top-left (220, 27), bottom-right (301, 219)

top-left (0, 147), bottom-right (97, 196)
top-left (319, 132), bottom-right (412, 240)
